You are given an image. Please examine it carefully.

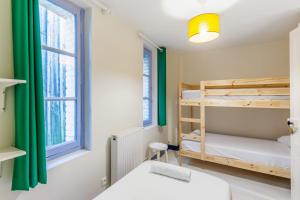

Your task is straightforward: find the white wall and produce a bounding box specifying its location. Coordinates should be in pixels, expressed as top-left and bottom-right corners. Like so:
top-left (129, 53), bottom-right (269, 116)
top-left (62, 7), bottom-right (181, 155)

top-left (181, 40), bottom-right (289, 82)
top-left (167, 40), bottom-right (290, 144)
top-left (0, 1), bottom-right (167, 199)
top-left (166, 50), bottom-right (181, 145)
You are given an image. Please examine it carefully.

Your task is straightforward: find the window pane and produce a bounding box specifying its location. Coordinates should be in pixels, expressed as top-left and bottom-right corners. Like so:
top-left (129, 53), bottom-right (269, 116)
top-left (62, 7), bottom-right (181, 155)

top-left (143, 49), bottom-right (152, 76)
top-left (42, 50), bottom-right (76, 98)
top-left (143, 76), bottom-right (151, 98)
top-left (143, 99), bottom-right (151, 122)
top-left (40, 0), bottom-right (83, 159)
top-left (143, 47), bottom-right (152, 126)
top-left (45, 100), bottom-right (77, 147)
top-left (40, 1), bottom-right (75, 53)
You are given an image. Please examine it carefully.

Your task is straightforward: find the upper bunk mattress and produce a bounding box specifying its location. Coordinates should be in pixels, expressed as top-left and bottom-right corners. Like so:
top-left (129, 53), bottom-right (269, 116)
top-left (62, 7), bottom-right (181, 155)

top-left (181, 133), bottom-right (290, 169)
top-left (94, 161), bottom-right (231, 200)
top-left (182, 90), bottom-right (289, 100)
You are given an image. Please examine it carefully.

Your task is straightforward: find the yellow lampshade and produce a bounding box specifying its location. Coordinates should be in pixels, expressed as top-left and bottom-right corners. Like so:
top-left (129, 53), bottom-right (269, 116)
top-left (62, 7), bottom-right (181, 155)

top-left (188, 13), bottom-right (220, 43)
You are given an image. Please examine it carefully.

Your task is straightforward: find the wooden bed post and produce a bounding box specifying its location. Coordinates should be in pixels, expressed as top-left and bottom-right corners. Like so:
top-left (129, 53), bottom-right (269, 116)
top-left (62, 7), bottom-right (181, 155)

top-left (190, 107), bottom-right (194, 132)
top-left (178, 83), bottom-right (183, 166)
top-left (200, 81), bottom-right (206, 160)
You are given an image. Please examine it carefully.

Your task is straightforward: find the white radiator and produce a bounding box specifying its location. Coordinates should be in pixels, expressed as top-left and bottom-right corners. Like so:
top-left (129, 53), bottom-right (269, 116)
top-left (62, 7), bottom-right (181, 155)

top-left (111, 127), bottom-right (144, 184)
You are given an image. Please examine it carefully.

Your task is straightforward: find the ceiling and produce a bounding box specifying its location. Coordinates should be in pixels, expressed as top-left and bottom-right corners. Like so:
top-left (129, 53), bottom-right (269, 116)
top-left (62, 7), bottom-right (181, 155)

top-left (99, 0), bottom-right (300, 51)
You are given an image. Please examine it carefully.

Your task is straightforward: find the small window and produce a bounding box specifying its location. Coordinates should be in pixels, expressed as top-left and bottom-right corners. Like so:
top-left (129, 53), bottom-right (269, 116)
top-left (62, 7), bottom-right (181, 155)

top-left (143, 47), bottom-right (153, 127)
top-left (39, 0), bottom-right (84, 159)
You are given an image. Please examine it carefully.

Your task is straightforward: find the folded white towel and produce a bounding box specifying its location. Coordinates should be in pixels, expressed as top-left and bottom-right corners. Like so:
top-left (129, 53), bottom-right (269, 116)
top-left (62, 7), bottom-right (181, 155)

top-left (149, 162), bottom-right (191, 182)
top-left (192, 129), bottom-right (200, 135)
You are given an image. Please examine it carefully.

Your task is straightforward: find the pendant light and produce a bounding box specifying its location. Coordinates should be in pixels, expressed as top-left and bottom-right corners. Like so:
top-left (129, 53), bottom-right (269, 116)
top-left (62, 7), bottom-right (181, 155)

top-left (188, 13), bottom-right (220, 43)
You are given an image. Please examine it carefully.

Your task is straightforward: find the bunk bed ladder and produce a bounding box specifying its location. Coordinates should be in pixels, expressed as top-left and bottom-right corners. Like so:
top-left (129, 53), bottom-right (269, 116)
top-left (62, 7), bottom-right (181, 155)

top-left (178, 83), bottom-right (202, 165)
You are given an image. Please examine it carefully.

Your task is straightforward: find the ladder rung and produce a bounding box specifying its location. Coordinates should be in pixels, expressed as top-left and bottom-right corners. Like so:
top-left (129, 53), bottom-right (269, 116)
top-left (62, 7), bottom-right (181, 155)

top-left (180, 100), bottom-right (201, 106)
top-left (180, 118), bottom-right (201, 123)
top-left (180, 133), bottom-right (201, 141)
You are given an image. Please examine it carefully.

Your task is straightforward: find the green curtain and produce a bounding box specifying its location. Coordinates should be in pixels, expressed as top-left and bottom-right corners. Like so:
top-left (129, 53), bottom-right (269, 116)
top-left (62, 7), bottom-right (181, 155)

top-left (157, 47), bottom-right (167, 126)
top-left (12, 0), bottom-right (47, 190)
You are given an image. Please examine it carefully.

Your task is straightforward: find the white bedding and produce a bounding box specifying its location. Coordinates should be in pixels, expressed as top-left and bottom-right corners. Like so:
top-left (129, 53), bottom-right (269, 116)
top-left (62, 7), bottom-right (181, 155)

top-left (181, 133), bottom-right (290, 168)
top-left (182, 90), bottom-right (289, 100)
top-left (94, 161), bottom-right (231, 200)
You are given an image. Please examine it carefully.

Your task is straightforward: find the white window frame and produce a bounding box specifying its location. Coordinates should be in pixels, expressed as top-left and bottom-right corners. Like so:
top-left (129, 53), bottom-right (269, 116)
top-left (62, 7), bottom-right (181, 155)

top-left (40, 0), bottom-right (85, 160)
top-left (143, 44), bottom-right (157, 128)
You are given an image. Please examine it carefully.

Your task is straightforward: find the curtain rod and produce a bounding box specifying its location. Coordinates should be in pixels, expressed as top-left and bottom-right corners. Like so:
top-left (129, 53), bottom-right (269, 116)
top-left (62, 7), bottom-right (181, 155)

top-left (138, 33), bottom-right (163, 52)
top-left (90, 0), bottom-right (111, 14)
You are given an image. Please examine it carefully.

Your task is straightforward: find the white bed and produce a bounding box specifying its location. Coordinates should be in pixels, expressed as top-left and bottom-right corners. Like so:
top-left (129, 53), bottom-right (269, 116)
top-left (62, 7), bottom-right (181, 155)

top-left (94, 161), bottom-right (231, 200)
top-left (182, 90), bottom-right (289, 100)
top-left (181, 133), bottom-right (290, 169)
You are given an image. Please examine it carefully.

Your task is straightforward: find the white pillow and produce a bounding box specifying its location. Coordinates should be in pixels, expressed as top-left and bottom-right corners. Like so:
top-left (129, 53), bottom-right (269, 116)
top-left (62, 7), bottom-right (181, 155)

top-left (192, 129), bottom-right (200, 135)
top-left (277, 135), bottom-right (291, 147)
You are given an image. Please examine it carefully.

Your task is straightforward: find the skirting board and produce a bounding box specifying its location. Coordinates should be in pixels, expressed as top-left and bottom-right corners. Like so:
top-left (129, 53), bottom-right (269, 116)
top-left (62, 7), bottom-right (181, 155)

top-left (168, 145), bottom-right (179, 151)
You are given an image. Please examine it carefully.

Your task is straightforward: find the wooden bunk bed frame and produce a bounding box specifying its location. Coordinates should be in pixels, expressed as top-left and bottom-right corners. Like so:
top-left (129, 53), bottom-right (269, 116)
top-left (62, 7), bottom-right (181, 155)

top-left (178, 77), bottom-right (291, 179)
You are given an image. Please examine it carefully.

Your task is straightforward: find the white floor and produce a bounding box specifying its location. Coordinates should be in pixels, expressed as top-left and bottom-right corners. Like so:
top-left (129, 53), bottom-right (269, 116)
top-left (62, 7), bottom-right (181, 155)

top-left (162, 150), bottom-right (291, 200)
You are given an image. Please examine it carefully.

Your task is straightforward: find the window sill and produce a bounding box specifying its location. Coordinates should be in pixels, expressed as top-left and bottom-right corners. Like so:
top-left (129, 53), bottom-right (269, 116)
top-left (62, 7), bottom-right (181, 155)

top-left (143, 124), bottom-right (158, 131)
top-left (47, 149), bottom-right (90, 170)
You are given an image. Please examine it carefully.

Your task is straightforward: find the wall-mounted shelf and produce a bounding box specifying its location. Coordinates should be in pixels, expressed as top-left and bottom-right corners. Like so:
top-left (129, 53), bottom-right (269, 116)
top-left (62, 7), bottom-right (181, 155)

top-left (0, 78), bottom-right (26, 112)
top-left (0, 147), bottom-right (26, 177)
top-left (0, 147), bottom-right (26, 162)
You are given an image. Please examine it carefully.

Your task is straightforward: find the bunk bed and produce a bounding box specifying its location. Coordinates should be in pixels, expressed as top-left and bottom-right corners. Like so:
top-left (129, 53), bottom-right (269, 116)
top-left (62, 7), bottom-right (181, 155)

top-left (178, 77), bottom-right (291, 178)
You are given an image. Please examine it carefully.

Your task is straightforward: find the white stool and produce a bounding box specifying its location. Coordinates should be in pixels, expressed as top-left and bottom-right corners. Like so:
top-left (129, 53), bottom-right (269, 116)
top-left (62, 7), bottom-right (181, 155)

top-left (148, 142), bottom-right (168, 162)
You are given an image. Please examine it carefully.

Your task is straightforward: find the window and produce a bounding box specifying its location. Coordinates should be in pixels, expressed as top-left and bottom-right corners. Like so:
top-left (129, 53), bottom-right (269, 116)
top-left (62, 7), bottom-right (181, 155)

top-left (39, 0), bottom-right (84, 159)
top-left (143, 47), bottom-right (153, 127)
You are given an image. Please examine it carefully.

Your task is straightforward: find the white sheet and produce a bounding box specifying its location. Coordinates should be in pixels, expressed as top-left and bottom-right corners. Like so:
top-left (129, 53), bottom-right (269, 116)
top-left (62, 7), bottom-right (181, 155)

top-left (182, 90), bottom-right (289, 100)
top-left (181, 133), bottom-right (290, 169)
top-left (94, 161), bottom-right (231, 200)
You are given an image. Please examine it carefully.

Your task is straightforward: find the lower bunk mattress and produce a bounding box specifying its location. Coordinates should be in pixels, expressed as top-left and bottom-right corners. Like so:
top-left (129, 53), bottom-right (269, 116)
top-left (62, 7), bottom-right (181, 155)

top-left (181, 133), bottom-right (290, 169)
